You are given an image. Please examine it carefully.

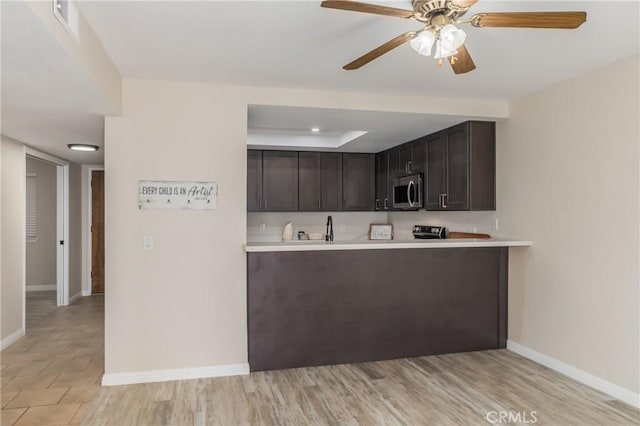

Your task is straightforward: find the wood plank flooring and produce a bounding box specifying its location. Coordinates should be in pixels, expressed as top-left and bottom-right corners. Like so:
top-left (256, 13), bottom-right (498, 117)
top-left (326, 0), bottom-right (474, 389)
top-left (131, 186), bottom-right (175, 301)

top-left (3, 294), bottom-right (639, 425)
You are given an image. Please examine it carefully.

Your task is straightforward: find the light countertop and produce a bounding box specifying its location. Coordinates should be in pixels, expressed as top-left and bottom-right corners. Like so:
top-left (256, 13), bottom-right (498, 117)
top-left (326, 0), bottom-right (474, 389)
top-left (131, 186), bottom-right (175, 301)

top-left (244, 238), bottom-right (532, 252)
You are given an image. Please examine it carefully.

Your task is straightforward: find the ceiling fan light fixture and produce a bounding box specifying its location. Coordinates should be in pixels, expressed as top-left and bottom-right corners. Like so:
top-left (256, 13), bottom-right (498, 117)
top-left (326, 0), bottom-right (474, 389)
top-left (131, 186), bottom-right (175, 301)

top-left (410, 30), bottom-right (435, 56)
top-left (434, 23), bottom-right (466, 58)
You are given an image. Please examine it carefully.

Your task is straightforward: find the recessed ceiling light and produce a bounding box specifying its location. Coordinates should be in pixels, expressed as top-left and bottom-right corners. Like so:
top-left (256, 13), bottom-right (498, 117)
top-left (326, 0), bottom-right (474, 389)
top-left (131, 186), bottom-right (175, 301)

top-left (311, 127), bottom-right (320, 132)
top-left (67, 144), bottom-right (99, 152)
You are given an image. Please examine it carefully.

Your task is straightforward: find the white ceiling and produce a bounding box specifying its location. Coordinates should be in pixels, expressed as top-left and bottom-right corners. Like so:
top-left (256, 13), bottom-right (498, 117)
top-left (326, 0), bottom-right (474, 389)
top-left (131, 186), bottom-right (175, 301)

top-left (248, 105), bottom-right (471, 152)
top-left (2, 1), bottom-right (638, 162)
top-left (79, 1), bottom-right (639, 100)
top-left (1, 1), bottom-right (111, 164)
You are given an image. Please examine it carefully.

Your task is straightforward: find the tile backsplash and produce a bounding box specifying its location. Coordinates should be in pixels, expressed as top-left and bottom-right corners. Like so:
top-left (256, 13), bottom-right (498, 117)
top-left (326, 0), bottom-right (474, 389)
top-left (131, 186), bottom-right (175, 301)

top-left (388, 211), bottom-right (498, 240)
top-left (248, 210), bottom-right (498, 242)
top-left (247, 212), bottom-right (388, 242)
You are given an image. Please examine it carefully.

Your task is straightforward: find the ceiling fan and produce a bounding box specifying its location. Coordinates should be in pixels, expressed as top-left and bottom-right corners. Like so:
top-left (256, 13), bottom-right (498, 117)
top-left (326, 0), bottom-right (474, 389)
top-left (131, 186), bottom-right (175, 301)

top-left (321, 0), bottom-right (587, 74)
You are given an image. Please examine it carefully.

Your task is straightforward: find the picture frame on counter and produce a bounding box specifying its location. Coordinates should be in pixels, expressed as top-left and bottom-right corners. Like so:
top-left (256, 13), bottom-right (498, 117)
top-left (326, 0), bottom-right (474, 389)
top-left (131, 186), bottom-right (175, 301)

top-left (369, 224), bottom-right (393, 240)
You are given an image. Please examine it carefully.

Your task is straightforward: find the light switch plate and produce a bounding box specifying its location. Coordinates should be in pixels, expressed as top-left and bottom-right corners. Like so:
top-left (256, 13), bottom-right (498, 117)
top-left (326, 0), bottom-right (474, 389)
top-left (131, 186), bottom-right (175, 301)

top-left (144, 236), bottom-right (153, 250)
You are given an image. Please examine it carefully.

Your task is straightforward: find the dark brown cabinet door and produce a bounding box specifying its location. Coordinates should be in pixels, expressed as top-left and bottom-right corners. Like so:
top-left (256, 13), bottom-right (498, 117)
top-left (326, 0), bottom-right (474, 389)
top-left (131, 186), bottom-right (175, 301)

top-left (426, 135), bottom-right (446, 210)
top-left (343, 153), bottom-right (375, 211)
top-left (425, 121), bottom-right (495, 211)
top-left (445, 126), bottom-right (470, 210)
top-left (262, 151), bottom-right (298, 211)
top-left (247, 150), bottom-right (263, 212)
top-left (298, 152), bottom-right (342, 211)
top-left (398, 144), bottom-right (412, 176)
top-left (298, 152), bottom-right (321, 211)
top-left (320, 153), bottom-right (343, 211)
top-left (409, 139), bottom-right (426, 174)
top-left (375, 152), bottom-right (390, 211)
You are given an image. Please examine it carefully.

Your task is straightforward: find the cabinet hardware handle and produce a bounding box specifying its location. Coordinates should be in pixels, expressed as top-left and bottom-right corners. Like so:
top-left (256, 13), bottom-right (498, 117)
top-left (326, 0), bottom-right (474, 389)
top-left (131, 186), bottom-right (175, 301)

top-left (318, 199), bottom-right (321, 209)
top-left (442, 193), bottom-right (448, 208)
top-left (384, 198), bottom-right (388, 209)
top-left (375, 199), bottom-right (380, 209)
top-left (408, 161), bottom-right (412, 173)
top-left (264, 199), bottom-right (267, 209)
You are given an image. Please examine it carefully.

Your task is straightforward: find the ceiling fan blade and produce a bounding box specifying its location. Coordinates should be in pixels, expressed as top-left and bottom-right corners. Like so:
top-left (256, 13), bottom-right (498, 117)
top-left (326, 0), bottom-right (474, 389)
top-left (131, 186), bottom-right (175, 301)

top-left (450, 44), bottom-right (476, 74)
top-left (343, 32), bottom-right (415, 70)
top-left (450, 0), bottom-right (478, 8)
top-left (471, 11), bottom-right (586, 29)
top-left (321, 0), bottom-right (414, 18)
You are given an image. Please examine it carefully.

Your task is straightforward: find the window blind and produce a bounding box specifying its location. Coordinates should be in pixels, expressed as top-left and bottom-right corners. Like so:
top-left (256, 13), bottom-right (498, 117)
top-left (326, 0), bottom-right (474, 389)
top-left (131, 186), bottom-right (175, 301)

top-left (26, 173), bottom-right (37, 242)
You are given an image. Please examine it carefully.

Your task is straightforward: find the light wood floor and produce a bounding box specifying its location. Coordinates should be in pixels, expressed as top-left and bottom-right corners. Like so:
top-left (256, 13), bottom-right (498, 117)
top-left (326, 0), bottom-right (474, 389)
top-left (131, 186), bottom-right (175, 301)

top-left (26, 290), bottom-right (58, 330)
top-left (3, 295), bottom-right (639, 425)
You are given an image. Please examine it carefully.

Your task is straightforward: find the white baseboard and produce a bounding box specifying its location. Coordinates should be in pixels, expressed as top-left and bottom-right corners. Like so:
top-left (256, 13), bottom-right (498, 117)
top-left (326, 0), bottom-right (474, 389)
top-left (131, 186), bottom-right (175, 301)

top-left (26, 284), bottom-right (56, 291)
top-left (1, 328), bottom-right (25, 351)
top-left (101, 363), bottom-right (250, 386)
top-left (507, 340), bottom-right (639, 408)
top-left (82, 289), bottom-right (92, 296)
top-left (69, 291), bottom-right (82, 304)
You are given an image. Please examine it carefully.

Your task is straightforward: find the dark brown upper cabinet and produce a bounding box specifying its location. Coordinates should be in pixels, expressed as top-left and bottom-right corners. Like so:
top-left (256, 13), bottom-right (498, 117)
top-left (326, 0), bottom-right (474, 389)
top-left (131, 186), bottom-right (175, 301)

top-left (261, 150), bottom-right (299, 211)
top-left (397, 138), bottom-right (426, 176)
top-left (375, 151), bottom-right (390, 211)
top-left (425, 121), bottom-right (495, 211)
top-left (298, 152), bottom-right (343, 211)
top-left (342, 153), bottom-right (375, 211)
top-left (247, 150), bottom-right (263, 212)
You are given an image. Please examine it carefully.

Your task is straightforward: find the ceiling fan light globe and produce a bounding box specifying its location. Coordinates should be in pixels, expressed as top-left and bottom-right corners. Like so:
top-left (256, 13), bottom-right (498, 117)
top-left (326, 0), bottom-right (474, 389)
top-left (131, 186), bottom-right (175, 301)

top-left (439, 24), bottom-right (467, 55)
top-left (409, 30), bottom-right (435, 56)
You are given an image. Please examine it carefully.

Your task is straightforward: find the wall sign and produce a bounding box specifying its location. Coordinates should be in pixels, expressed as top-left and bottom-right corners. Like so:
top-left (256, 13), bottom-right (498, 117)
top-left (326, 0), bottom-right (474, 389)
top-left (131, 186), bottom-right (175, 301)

top-left (138, 180), bottom-right (217, 210)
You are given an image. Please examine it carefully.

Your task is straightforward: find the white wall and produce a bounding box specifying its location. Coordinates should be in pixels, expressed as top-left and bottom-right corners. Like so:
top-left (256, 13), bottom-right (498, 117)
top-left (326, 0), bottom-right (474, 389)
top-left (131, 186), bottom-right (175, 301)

top-left (1, 136), bottom-right (26, 345)
top-left (104, 78), bottom-right (508, 378)
top-left (25, 157), bottom-right (57, 288)
top-left (498, 55), bottom-right (639, 394)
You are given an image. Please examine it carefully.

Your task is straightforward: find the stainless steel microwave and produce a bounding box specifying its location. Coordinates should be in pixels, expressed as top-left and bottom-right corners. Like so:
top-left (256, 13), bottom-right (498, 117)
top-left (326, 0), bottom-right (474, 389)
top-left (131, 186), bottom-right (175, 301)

top-left (393, 174), bottom-right (423, 210)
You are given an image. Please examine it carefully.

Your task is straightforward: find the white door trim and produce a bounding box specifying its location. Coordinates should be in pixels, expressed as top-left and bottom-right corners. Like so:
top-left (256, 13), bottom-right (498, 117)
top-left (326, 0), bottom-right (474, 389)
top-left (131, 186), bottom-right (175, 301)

top-left (86, 165), bottom-right (104, 296)
top-left (25, 148), bottom-right (70, 307)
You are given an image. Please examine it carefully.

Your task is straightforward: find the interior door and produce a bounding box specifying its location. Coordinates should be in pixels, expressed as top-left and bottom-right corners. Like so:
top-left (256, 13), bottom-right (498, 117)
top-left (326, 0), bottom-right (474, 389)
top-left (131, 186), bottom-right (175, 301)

top-left (91, 170), bottom-right (105, 294)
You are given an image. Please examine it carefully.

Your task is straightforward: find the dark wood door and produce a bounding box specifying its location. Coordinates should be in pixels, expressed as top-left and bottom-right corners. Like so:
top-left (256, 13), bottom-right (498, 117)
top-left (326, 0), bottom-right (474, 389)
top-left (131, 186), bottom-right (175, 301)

top-left (445, 125), bottom-right (470, 210)
top-left (262, 151), bottom-right (299, 211)
top-left (91, 170), bottom-right (105, 294)
top-left (375, 152), bottom-right (389, 211)
top-left (426, 135), bottom-right (446, 210)
top-left (298, 152), bottom-right (321, 211)
top-left (320, 153), bottom-right (342, 211)
top-left (342, 153), bottom-right (375, 211)
top-left (247, 150), bottom-right (263, 211)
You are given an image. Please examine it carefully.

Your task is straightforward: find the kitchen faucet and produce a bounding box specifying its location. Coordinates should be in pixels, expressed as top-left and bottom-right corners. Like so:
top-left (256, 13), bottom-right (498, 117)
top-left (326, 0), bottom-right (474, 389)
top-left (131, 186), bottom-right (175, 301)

top-left (326, 215), bottom-right (334, 242)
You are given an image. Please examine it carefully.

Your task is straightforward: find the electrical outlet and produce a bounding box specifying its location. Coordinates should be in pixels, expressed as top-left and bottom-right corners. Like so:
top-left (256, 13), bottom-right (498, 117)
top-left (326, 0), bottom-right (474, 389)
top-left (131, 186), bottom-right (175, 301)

top-left (144, 236), bottom-right (153, 250)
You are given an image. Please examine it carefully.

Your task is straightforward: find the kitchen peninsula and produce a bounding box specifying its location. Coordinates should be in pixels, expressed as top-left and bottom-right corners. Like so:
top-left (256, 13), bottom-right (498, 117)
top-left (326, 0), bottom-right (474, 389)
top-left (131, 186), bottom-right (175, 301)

top-left (245, 238), bottom-right (530, 372)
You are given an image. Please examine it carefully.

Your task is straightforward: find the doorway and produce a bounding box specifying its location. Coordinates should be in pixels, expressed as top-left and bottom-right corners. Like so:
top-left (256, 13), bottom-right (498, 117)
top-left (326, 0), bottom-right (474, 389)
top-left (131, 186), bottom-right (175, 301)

top-left (91, 170), bottom-right (105, 294)
top-left (25, 157), bottom-right (57, 328)
top-left (23, 148), bottom-right (70, 332)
